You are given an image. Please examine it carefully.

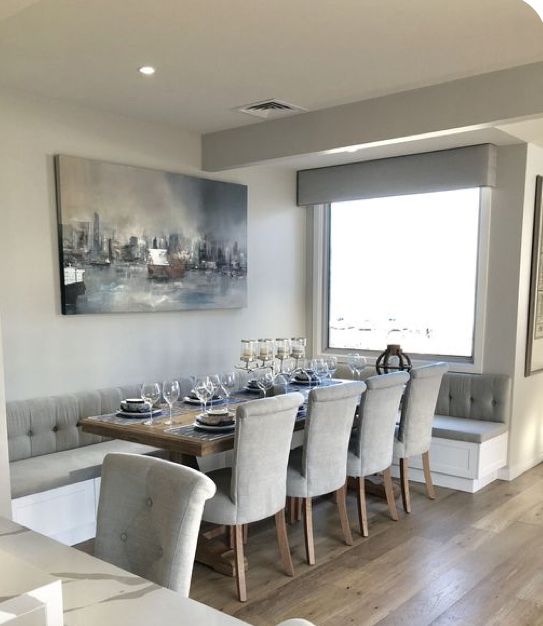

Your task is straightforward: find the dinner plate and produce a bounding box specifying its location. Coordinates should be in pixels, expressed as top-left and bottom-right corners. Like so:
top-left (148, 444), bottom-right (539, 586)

top-left (292, 378), bottom-right (320, 386)
top-left (243, 386), bottom-right (263, 394)
top-left (193, 421), bottom-right (235, 432)
top-left (183, 396), bottom-right (222, 405)
top-left (116, 409), bottom-right (163, 419)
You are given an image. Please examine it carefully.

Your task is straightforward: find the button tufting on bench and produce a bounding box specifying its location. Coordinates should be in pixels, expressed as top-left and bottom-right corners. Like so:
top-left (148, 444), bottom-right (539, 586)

top-left (147, 497), bottom-right (153, 508)
top-left (120, 532), bottom-right (127, 542)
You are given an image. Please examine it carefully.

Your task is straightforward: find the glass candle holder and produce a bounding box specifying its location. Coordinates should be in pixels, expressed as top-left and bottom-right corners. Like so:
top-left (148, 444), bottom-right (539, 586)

top-left (258, 338), bottom-right (275, 361)
top-left (240, 339), bottom-right (256, 363)
top-left (291, 337), bottom-right (306, 360)
top-left (276, 338), bottom-right (291, 359)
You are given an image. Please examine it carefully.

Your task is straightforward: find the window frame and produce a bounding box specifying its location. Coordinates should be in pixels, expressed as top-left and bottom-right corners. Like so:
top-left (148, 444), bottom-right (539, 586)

top-left (307, 188), bottom-right (491, 373)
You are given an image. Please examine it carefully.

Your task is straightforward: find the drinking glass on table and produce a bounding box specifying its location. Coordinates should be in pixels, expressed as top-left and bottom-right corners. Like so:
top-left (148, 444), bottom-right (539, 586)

top-left (193, 376), bottom-right (214, 414)
top-left (315, 358), bottom-right (330, 383)
top-left (141, 382), bottom-right (161, 426)
top-left (256, 368), bottom-right (274, 398)
top-left (208, 374), bottom-right (222, 407)
top-left (326, 356), bottom-right (338, 380)
top-left (220, 372), bottom-right (237, 412)
top-left (349, 354), bottom-right (368, 380)
top-left (162, 379), bottom-right (180, 425)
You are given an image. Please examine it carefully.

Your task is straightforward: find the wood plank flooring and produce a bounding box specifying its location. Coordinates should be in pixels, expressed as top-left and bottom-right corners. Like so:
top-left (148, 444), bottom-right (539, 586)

top-left (189, 464), bottom-right (543, 625)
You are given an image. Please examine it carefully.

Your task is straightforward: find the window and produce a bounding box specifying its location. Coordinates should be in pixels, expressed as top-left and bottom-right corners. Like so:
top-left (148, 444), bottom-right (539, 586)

top-left (327, 188), bottom-right (484, 360)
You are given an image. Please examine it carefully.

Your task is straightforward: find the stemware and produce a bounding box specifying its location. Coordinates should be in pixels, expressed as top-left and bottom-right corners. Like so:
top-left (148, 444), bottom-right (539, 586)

top-left (162, 379), bottom-right (180, 425)
top-left (208, 374), bottom-right (222, 406)
top-left (220, 372), bottom-right (237, 411)
top-left (255, 368), bottom-right (274, 398)
top-left (193, 376), bottom-right (214, 414)
top-left (326, 356), bottom-right (338, 380)
top-left (315, 358), bottom-right (330, 383)
top-left (349, 354), bottom-right (368, 380)
top-left (141, 382), bottom-right (161, 426)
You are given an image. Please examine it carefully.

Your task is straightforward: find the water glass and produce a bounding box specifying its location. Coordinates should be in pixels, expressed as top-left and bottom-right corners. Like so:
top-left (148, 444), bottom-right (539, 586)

top-left (193, 376), bottom-right (213, 414)
top-left (220, 372), bottom-right (237, 411)
top-left (349, 354), bottom-right (368, 380)
top-left (141, 382), bottom-right (161, 426)
top-left (163, 379), bottom-right (180, 425)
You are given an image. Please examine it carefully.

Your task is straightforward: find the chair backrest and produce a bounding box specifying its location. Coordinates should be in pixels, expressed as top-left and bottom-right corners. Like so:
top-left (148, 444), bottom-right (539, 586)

top-left (301, 381), bottom-right (366, 497)
top-left (230, 392), bottom-right (303, 524)
top-left (95, 453), bottom-right (216, 597)
top-left (397, 362), bottom-right (449, 457)
top-left (352, 371), bottom-right (409, 476)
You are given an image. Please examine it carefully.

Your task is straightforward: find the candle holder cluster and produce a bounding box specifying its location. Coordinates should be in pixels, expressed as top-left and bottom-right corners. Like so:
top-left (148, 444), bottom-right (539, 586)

top-left (237, 337), bottom-right (307, 372)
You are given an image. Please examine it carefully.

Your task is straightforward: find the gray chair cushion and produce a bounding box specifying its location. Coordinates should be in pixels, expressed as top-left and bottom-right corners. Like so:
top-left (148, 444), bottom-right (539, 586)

top-left (432, 415), bottom-right (508, 444)
top-left (95, 453), bottom-right (216, 597)
top-left (395, 362), bottom-right (448, 458)
top-left (203, 393), bottom-right (303, 526)
top-left (286, 381), bottom-right (365, 498)
top-left (10, 440), bottom-right (167, 498)
top-left (348, 372), bottom-right (409, 478)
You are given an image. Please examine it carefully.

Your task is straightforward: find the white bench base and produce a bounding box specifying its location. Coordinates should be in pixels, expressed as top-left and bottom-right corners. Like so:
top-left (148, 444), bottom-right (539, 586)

top-left (392, 432), bottom-right (508, 494)
top-left (10, 450), bottom-right (234, 546)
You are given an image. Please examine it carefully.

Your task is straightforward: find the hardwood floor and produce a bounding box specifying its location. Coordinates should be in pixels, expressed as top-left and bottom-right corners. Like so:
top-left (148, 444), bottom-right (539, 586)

top-left (190, 464), bottom-right (543, 625)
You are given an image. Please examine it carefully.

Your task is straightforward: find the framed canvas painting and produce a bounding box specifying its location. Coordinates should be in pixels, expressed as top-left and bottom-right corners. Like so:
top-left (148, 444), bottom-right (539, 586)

top-left (526, 175), bottom-right (543, 375)
top-left (55, 155), bottom-right (247, 315)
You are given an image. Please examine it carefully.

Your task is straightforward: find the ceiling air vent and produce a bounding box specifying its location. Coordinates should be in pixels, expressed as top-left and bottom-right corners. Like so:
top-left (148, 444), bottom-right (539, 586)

top-left (236, 99), bottom-right (307, 119)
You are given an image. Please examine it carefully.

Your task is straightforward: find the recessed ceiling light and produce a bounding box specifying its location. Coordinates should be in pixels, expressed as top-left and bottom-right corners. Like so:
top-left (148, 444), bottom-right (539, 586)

top-left (138, 66), bottom-right (156, 76)
top-left (523, 0), bottom-right (543, 21)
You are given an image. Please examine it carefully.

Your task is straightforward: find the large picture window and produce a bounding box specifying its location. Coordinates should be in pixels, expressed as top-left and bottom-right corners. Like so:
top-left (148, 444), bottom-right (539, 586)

top-left (328, 188), bottom-right (482, 359)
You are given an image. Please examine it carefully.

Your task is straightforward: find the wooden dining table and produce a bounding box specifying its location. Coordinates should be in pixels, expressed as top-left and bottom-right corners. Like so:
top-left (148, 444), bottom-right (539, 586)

top-left (80, 383), bottom-right (322, 577)
top-left (80, 379), bottom-right (393, 577)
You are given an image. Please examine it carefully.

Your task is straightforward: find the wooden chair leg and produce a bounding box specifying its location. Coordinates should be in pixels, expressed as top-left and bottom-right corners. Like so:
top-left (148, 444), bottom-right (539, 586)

top-left (287, 496), bottom-right (296, 524)
top-left (399, 457), bottom-right (411, 514)
top-left (422, 450), bottom-right (436, 500)
top-left (297, 497), bottom-right (303, 522)
top-left (243, 524), bottom-right (248, 544)
top-left (356, 477), bottom-right (368, 537)
top-left (336, 483), bottom-right (353, 545)
top-left (228, 525), bottom-right (234, 549)
top-left (275, 509), bottom-right (295, 576)
top-left (382, 467), bottom-right (399, 521)
top-left (233, 525), bottom-right (247, 602)
top-left (303, 497), bottom-right (316, 565)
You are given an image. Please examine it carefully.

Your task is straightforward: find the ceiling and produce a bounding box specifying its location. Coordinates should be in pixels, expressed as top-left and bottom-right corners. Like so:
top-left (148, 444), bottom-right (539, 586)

top-left (1, 0), bottom-right (543, 134)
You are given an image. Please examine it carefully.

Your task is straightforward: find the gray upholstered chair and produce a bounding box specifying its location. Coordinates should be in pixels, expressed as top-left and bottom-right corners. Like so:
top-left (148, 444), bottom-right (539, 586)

top-left (286, 381), bottom-right (366, 564)
top-left (95, 453), bottom-right (216, 597)
top-left (202, 392), bottom-right (304, 602)
top-left (347, 371), bottom-right (409, 536)
top-left (276, 620), bottom-right (316, 626)
top-left (394, 362), bottom-right (448, 513)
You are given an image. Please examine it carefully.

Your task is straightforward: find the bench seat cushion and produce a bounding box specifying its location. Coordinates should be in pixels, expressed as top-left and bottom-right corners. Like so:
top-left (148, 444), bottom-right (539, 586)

top-left (432, 415), bottom-right (508, 444)
top-left (10, 440), bottom-right (167, 499)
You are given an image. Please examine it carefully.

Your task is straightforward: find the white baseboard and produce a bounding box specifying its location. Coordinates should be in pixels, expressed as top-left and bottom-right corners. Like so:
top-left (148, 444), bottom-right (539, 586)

top-left (497, 449), bottom-right (543, 481)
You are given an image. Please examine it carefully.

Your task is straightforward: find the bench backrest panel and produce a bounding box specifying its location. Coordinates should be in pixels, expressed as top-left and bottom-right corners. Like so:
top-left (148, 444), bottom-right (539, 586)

top-left (6, 384), bottom-right (143, 462)
top-left (435, 372), bottom-right (511, 423)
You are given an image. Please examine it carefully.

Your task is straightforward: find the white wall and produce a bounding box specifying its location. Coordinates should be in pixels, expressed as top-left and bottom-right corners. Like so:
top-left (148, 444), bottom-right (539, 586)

top-left (0, 89), bottom-right (306, 401)
top-left (507, 143), bottom-right (543, 477)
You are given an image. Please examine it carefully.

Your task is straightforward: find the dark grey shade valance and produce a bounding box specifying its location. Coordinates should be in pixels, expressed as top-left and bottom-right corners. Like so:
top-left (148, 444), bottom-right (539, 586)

top-left (296, 144), bottom-right (497, 206)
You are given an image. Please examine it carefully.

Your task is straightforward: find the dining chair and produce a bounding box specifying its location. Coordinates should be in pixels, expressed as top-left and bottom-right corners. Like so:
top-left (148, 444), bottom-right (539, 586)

top-left (286, 381), bottom-right (366, 565)
top-left (95, 453), bottom-right (216, 598)
top-left (394, 362), bottom-right (448, 513)
top-left (347, 371), bottom-right (409, 536)
top-left (202, 392), bottom-right (304, 602)
top-left (276, 620), bottom-right (316, 626)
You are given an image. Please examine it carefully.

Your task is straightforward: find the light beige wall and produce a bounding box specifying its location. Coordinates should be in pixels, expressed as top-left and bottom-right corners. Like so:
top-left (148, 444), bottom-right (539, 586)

top-left (508, 143), bottom-right (543, 476)
top-left (0, 318), bottom-right (12, 517)
top-left (0, 89), bottom-right (306, 401)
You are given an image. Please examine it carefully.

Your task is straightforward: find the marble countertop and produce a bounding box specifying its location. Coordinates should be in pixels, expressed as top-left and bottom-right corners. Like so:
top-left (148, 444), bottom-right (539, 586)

top-left (0, 516), bottom-right (249, 626)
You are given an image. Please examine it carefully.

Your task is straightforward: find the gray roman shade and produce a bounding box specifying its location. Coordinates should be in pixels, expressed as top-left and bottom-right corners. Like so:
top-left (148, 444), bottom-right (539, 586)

top-left (296, 144), bottom-right (497, 206)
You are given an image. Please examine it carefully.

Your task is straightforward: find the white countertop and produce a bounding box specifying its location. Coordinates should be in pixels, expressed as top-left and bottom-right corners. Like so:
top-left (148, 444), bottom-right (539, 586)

top-left (0, 516), bottom-right (250, 626)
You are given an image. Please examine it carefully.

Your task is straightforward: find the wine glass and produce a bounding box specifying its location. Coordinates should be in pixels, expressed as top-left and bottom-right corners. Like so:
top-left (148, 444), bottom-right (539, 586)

top-left (208, 374), bottom-right (221, 408)
top-left (326, 356), bottom-right (338, 380)
top-left (220, 372), bottom-right (237, 411)
top-left (141, 382), bottom-right (161, 426)
top-left (349, 354), bottom-right (368, 380)
top-left (163, 379), bottom-right (180, 425)
top-left (315, 358), bottom-right (330, 383)
top-left (256, 368), bottom-right (274, 398)
top-left (193, 376), bottom-right (213, 414)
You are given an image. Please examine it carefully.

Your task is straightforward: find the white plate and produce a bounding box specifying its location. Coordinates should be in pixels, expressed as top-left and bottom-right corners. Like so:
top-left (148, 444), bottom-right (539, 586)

top-left (243, 386), bottom-right (263, 394)
top-left (183, 396), bottom-right (221, 405)
top-left (292, 378), bottom-right (320, 385)
top-left (116, 409), bottom-right (162, 418)
top-left (193, 421), bottom-right (235, 432)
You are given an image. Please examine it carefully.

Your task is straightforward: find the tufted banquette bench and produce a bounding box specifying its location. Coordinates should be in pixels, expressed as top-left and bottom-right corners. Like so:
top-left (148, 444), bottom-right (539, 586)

top-left (336, 365), bottom-right (511, 492)
top-left (7, 383), bottom-right (170, 544)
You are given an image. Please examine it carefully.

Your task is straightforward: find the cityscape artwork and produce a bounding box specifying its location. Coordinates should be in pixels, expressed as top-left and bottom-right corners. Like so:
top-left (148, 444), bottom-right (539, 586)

top-left (55, 155), bottom-right (248, 314)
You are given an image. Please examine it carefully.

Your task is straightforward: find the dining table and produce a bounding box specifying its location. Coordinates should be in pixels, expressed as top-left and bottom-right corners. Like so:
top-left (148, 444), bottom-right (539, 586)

top-left (80, 378), bottom-right (392, 577)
